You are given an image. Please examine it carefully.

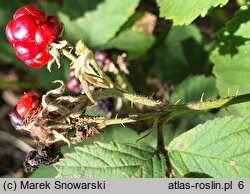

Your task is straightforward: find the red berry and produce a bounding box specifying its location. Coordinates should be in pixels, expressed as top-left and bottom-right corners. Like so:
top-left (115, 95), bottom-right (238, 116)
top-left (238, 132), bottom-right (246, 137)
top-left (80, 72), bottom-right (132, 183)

top-left (5, 5), bottom-right (63, 68)
top-left (10, 15), bottom-right (38, 42)
top-left (24, 48), bottom-right (51, 68)
top-left (23, 49), bottom-right (52, 68)
top-left (5, 20), bottom-right (16, 44)
top-left (32, 48), bottom-right (52, 66)
top-left (24, 59), bottom-right (41, 68)
top-left (67, 77), bottom-right (82, 93)
top-left (16, 92), bottom-right (40, 118)
top-left (47, 16), bottom-right (62, 36)
top-left (14, 42), bottom-right (39, 60)
top-left (35, 24), bottom-right (57, 47)
top-left (14, 5), bottom-right (46, 24)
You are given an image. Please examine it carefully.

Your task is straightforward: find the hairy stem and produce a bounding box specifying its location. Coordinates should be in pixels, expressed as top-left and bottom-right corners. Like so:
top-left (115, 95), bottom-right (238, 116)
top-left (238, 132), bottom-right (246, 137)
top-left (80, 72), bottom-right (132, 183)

top-left (97, 112), bottom-right (164, 129)
top-left (92, 88), bottom-right (161, 107)
top-left (186, 93), bottom-right (250, 110)
top-left (93, 89), bottom-right (250, 112)
top-left (87, 91), bottom-right (250, 128)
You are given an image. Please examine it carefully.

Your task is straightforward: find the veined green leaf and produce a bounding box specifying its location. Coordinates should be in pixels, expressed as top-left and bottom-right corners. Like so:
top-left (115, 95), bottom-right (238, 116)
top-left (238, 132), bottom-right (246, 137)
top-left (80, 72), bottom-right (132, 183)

top-left (157, 0), bottom-right (229, 25)
top-left (169, 116), bottom-right (250, 177)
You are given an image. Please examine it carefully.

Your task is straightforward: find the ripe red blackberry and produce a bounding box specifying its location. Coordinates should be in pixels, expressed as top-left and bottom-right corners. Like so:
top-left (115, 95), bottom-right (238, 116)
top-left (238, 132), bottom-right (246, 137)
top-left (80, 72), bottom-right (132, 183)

top-left (16, 92), bottom-right (40, 118)
top-left (6, 5), bottom-right (63, 68)
top-left (9, 92), bottom-right (40, 135)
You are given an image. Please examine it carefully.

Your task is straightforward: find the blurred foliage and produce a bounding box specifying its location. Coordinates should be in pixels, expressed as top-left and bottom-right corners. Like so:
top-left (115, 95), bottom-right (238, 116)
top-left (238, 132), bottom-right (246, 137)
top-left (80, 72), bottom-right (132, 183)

top-left (1, 0), bottom-right (250, 178)
top-left (211, 2), bottom-right (250, 115)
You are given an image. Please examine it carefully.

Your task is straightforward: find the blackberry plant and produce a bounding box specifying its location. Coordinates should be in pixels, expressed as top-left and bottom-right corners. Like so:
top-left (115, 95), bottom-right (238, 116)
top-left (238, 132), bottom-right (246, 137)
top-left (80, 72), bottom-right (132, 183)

top-left (1, 1), bottom-right (249, 178)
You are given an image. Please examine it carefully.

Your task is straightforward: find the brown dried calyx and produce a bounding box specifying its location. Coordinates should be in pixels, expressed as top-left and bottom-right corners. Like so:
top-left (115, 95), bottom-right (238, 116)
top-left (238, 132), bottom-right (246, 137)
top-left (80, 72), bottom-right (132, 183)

top-left (21, 80), bottom-right (105, 172)
top-left (19, 80), bottom-right (102, 147)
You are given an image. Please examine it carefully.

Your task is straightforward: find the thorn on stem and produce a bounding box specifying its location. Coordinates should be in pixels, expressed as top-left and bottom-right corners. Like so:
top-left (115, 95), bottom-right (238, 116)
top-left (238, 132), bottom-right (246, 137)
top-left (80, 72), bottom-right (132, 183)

top-left (174, 99), bottom-right (181, 105)
top-left (227, 88), bottom-right (230, 97)
top-left (235, 89), bottom-right (239, 97)
top-left (200, 93), bottom-right (205, 103)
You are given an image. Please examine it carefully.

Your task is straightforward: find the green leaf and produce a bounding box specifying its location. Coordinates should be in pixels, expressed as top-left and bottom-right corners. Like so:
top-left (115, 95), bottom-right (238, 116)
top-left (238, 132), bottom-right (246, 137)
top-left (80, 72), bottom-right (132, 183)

top-left (61, 0), bottom-right (103, 19)
top-left (150, 25), bottom-right (209, 83)
top-left (60, 0), bottom-right (140, 48)
top-left (157, 0), bottom-right (229, 25)
top-left (102, 29), bottom-right (155, 59)
top-left (57, 12), bottom-right (83, 44)
top-left (30, 166), bottom-right (58, 178)
top-left (169, 116), bottom-right (250, 178)
top-left (119, 12), bottom-right (145, 31)
top-left (170, 75), bottom-right (218, 104)
top-left (211, 4), bottom-right (250, 115)
top-left (30, 125), bottom-right (177, 178)
top-left (32, 126), bottom-right (139, 178)
top-left (55, 142), bottom-right (166, 178)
